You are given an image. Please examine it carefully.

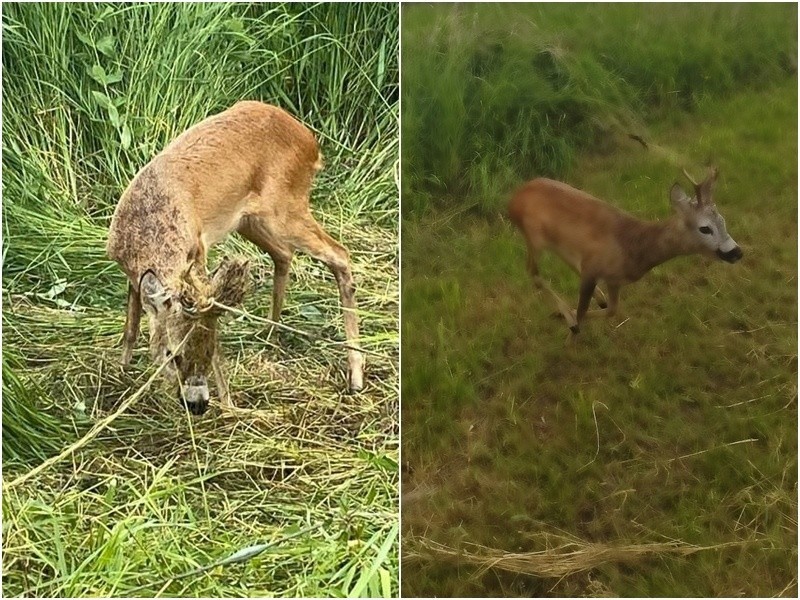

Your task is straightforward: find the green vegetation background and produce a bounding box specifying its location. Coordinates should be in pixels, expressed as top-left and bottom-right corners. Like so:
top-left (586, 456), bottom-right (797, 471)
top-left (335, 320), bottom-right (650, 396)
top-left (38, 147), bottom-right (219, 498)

top-left (2, 3), bottom-right (398, 597)
top-left (403, 2), bottom-right (797, 214)
top-left (401, 3), bottom-right (797, 597)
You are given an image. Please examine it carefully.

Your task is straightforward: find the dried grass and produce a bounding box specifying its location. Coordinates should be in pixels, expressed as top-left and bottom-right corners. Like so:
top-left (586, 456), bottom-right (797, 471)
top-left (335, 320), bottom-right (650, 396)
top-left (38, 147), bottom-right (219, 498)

top-left (405, 534), bottom-right (749, 579)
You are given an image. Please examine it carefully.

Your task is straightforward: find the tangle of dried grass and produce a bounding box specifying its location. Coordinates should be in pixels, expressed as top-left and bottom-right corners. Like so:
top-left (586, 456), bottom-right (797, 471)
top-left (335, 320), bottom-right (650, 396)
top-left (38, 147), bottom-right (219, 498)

top-left (405, 535), bottom-right (749, 579)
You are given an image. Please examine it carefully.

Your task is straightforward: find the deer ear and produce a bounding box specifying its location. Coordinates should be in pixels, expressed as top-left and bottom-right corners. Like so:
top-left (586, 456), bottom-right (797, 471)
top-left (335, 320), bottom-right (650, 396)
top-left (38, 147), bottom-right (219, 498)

top-left (211, 257), bottom-right (251, 309)
top-left (140, 270), bottom-right (173, 315)
top-left (669, 183), bottom-right (693, 213)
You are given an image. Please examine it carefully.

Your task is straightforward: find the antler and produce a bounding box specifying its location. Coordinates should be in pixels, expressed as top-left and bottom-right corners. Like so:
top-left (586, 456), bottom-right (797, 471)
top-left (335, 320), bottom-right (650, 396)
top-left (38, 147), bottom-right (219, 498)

top-left (682, 167), bottom-right (719, 205)
top-left (681, 168), bottom-right (699, 188)
top-left (179, 262), bottom-right (215, 316)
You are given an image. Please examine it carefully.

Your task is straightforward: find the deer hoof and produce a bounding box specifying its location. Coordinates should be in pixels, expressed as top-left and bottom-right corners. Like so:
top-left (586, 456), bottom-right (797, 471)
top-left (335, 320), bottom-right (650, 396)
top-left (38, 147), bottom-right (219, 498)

top-left (120, 348), bottom-right (133, 368)
top-left (348, 374), bottom-right (364, 394)
top-left (569, 324), bottom-right (580, 334)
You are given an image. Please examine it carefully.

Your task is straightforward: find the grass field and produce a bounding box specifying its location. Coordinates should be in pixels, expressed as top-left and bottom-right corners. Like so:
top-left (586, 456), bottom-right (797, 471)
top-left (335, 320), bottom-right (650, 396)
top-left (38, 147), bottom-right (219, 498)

top-left (401, 4), bottom-right (797, 597)
top-left (2, 3), bottom-right (398, 597)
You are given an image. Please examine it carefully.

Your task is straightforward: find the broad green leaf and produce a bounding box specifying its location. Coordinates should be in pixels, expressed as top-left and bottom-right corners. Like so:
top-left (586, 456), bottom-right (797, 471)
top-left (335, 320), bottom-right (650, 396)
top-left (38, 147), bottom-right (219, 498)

top-left (90, 90), bottom-right (112, 109)
top-left (120, 122), bottom-right (132, 150)
top-left (104, 70), bottom-right (123, 84)
top-left (96, 34), bottom-right (116, 57)
top-left (87, 64), bottom-right (107, 85)
top-left (107, 104), bottom-right (121, 128)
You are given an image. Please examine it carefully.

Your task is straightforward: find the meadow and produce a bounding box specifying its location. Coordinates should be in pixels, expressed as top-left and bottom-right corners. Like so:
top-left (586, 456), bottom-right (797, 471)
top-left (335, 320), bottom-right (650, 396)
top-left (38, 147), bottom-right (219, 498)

top-left (401, 3), bottom-right (797, 597)
top-left (2, 3), bottom-right (398, 597)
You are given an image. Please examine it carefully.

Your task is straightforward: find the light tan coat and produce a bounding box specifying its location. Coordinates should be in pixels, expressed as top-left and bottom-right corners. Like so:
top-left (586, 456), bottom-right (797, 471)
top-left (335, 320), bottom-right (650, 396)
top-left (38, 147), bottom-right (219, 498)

top-left (508, 169), bottom-right (742, 332)
top-left (108, 101), bottom-right (363, 413)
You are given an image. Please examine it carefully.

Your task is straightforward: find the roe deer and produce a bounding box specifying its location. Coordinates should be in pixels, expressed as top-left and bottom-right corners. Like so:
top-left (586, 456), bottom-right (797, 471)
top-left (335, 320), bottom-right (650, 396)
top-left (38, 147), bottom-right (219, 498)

top-left (107, 101), bottom-right (363, 414)
top-left (508, 167), bottom-right (742, 334)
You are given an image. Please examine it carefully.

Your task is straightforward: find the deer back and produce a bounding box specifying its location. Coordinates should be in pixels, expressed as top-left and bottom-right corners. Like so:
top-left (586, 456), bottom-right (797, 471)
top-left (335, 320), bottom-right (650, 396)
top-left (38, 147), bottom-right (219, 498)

top-left (107, 101), bottom-right (321, 289)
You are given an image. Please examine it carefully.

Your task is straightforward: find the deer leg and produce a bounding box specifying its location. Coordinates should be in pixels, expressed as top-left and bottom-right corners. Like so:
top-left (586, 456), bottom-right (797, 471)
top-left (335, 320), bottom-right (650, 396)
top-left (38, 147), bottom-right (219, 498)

top-left (269, 250), bottom-right (292, 323)
top-left (575, 276), bottom-right (598, 331)
top-left (583, 284), bottom-right (620, 319)
top-left (121, 282), bottom-right (142, 366)
top-left (238, 218), bottom-right (294, 327)
top-left (560, 253), bottom-right (607, 311)
top-left (526, 247), bottom-right (578, 330)
top-left (212, 350), bottom-right (233, 408)
top-left (593, 287), bottom-right (608, 309)
top-left (290, 219), bottom-right (364, 393)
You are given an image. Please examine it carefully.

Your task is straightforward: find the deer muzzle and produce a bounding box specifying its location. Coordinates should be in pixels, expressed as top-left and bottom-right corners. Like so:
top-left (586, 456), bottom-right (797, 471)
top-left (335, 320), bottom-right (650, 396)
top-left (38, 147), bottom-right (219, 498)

top-left (717, 246), bottom-right (743, 263)
top-left (181, 374), bottom-right (209, 415)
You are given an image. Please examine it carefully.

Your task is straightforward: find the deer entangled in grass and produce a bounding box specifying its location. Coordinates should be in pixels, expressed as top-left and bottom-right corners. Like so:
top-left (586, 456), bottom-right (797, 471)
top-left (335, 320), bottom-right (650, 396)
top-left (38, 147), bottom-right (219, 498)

top-left (107, 101), bottom-right (364, 414)
top-left (508, 167), bottom-right (743, 334)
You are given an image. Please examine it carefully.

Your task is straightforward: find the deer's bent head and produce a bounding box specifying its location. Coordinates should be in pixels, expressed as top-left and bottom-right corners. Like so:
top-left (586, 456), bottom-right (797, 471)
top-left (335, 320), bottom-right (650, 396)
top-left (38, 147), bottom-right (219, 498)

top-left (139, 257), bottom-right (250, 414)
top-left (670, 167), bottom-right (742, 264)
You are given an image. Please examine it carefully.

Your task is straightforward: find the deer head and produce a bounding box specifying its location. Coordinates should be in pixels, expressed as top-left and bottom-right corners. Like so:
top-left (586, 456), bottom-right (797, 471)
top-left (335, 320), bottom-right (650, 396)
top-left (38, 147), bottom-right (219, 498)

top-left (669, 167), bottom-right (743, 263)
top-left (139, 257), bottom-right (250, 414)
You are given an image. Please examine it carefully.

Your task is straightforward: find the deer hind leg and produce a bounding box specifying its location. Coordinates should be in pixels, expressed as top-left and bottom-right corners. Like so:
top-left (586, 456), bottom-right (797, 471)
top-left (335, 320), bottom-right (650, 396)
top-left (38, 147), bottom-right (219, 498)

top-left (238, 218), bottom-right (294, 324)
top-left (582, 283), bottom-right (620, 319)
top-left (121, 282), bottom-right (142, 366)
top-left (526, 245), bottom-right (579, 331)
top-left (287, 217), bottom-right (364, 393)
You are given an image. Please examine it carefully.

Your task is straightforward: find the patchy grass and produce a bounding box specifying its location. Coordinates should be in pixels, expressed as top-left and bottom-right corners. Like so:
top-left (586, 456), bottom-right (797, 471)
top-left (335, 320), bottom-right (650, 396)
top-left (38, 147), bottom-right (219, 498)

top-left (401, 80), bottom-right (797, 596)
top-left (2, 3), bottom-right (398, 597)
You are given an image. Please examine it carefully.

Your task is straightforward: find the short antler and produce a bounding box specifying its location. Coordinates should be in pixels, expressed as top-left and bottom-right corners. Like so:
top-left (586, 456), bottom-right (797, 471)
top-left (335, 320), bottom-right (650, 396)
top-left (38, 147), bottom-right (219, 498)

top-left (179, 262), bottom-right (216, 315)
top-left (681, 168), bottom-right (699, 188)
top-left (682, 167), bottom-right (719, 205)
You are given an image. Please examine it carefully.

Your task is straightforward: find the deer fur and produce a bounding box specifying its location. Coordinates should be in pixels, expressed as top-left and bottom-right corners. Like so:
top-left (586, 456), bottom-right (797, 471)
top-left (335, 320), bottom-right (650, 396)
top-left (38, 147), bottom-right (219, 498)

top-left (107, 101), bottom-right (363, 414)
top-left (508, 167), bottom-right (742, 334)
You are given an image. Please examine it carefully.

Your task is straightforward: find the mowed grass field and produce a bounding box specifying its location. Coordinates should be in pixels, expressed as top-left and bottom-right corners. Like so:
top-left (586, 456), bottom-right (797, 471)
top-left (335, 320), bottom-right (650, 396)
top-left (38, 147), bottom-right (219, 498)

top-left (401, 4), bottom-right (797, 596)
top-left (2, 3), bottom-right (398, 597)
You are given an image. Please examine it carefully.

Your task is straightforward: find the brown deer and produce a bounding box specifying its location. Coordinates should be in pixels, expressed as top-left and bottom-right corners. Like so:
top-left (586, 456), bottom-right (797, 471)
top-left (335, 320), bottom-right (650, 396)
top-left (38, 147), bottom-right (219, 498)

top-left (508, 167), bottom-right (742, 334)
top-left (107, 101), bottom-right (363, 414)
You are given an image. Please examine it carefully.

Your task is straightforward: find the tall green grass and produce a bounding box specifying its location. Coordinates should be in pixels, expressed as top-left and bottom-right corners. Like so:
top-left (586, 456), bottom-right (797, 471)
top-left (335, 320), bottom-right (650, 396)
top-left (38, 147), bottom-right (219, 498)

top-left (402, 3), bottom-right (797, 213)
top-left (3, 1), bottom-right (397, 302)
top-left (2, 3), bottom-right (398, 597)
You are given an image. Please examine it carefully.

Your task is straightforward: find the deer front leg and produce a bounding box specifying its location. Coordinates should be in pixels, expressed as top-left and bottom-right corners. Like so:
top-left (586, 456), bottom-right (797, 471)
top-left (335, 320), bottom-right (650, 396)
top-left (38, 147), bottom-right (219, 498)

top-left (574, 276), bottom-right (598, 333)
top-left (212, 351), bottom-right (233, 408)
top-left (237, 218), bottom-right (294, 339)
top-left (121, 282), bottom-right (142, 366)
top-left (269, 249), bottom-right (292, 323)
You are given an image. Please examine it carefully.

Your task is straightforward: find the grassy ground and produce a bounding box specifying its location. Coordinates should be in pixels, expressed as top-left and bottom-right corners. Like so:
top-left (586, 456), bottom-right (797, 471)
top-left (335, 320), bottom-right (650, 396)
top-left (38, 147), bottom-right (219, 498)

top-left (2, 3), bottom-right (398, 597)
top-left (401, 78), bottom-right (797, 596)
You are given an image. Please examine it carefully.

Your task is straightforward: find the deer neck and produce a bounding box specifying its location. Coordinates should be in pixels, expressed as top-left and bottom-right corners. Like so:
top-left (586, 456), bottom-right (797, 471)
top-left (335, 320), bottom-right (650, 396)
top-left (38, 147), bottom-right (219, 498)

top-left (620, 214), bottom-right (697, 281)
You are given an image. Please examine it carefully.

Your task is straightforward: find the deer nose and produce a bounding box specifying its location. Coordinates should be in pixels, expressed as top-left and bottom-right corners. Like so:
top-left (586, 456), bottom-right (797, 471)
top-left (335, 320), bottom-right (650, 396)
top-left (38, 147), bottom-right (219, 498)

top-left (180, 375), bottom-right (209, 415)
top-left (717, 246), bottom-right (743, 263)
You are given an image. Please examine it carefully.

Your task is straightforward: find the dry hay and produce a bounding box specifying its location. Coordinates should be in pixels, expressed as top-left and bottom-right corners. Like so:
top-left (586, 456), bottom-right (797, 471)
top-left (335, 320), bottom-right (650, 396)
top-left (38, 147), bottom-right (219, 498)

top-left (405, 533), bottom-right (748, 579)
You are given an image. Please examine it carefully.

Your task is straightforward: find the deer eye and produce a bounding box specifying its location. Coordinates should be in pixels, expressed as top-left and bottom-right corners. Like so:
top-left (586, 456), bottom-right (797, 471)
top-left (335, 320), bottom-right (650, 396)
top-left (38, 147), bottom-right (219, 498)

top-left (699, 226), bottom-right (713, 235)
